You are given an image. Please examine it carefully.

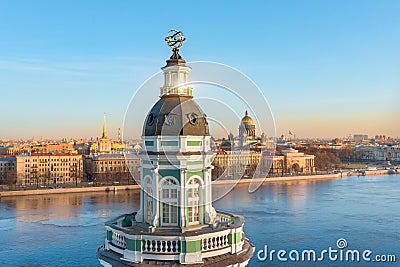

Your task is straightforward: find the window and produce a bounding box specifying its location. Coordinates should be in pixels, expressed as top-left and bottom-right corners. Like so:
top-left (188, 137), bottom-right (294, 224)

top-left (187, 178), bottom-right (200, 225)
top-left (161, 178), bottom-right (179, 226)
top-left (162, 203), bottom-right (178, 225)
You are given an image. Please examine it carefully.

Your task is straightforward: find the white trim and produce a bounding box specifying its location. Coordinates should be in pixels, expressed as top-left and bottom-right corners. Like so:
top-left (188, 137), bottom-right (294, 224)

top-left (98, 259), bottom-right (113, 267)
top-left (141, 136), bottom-right (212, 153)
top-left (142, 253), bottom-right (180, 261)
top-left (159, 176), bottom-right (180, 187)
top-left (202, 246), bottom-right (231, 258)
top-left (108, 242), bottom-right (125, 255)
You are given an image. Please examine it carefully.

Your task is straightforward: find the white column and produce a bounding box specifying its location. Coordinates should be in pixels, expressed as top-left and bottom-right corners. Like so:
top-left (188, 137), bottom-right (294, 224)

top-left (151, 167), bottom-right (159, 227)
top-left (180, 168), bottom-right (187, 228)
top-left (135, 166), bottom-right (144, 222)
top-left (204, 166), bottom-right (216, 223)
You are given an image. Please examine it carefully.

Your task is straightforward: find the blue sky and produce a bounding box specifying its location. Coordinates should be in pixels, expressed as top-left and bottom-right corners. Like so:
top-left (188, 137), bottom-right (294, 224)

top-left (0, 1), bottom-right (399, 139)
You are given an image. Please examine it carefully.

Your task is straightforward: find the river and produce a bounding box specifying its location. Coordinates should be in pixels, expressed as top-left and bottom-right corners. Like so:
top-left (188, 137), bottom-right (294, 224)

top-left (0, 175), bottom-right (399, 266)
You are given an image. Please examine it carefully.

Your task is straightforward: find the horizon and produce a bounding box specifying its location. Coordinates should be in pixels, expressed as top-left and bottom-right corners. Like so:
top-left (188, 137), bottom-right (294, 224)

top-left (0, 1), bottom-right (399, 139)
top-left (0, 131), bottom-right (398, 142)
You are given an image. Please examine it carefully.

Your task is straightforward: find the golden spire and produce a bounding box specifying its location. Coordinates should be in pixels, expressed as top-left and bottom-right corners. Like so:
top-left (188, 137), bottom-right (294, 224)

top-left (102, 112), bottom-right (107, 139)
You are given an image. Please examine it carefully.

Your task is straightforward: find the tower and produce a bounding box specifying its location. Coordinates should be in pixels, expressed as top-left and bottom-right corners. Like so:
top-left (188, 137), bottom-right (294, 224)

top-left (98, 113), bottom-right (111, 153)
top-left (118, 128), bottom-right (122, 143)
top-left (238, 110), bottom-right (256, 149)
top-left (135, 31), bottom-right (216, 229)
top-left (98, 30), bottom-right (254, 266)
top-left (239, 110), bottom-right (256, 138)
top-left (102, 112), bottom-right (107, 139)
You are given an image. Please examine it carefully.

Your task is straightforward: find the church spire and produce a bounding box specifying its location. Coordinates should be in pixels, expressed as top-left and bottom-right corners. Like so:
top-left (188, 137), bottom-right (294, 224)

top-left (102, 112), bottom-right (107, 139)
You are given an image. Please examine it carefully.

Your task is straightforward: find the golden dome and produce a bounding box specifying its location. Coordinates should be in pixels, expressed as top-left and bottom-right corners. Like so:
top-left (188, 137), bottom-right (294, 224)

top-left (241, 110), bottom-right (253, 125)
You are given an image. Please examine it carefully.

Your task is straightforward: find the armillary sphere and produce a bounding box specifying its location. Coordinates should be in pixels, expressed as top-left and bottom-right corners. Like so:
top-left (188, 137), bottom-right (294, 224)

top-left (165, 30), bottom-right (186, 51)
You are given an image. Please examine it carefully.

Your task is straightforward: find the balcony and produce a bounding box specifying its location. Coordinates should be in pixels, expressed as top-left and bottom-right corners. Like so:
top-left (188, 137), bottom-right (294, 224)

top-left (100, 210), bottom-right (248, 264)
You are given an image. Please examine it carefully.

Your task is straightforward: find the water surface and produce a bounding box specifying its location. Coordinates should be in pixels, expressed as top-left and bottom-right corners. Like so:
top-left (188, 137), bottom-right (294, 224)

top-left (0, 175), bottom-right (399, 266)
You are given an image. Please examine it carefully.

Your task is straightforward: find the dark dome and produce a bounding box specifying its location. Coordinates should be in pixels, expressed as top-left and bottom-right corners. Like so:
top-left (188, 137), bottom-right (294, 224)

top-left (143, 96), bottom-right (209, 136)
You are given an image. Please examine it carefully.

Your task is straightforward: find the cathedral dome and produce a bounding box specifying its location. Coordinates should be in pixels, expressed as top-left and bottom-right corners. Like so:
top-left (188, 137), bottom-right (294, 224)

top-left (143, 95), bottom-right (209, 136)
top-left (241, 110), bottom-right (254, 126)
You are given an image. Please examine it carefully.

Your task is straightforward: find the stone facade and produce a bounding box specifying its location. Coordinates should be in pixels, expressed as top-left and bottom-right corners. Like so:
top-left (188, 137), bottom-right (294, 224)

top-left (281, 148), bottom-right (315, 174)
top-left (14, 153), bottom-right (83, 186)
top-left (212, 148), bottom-right (315, 180)
top-left (0, 156), bottom-right (16, 185)
top-left (88, 154), bottom-right (141, 185)
top-left (354, 145), bottom-right (400, 163)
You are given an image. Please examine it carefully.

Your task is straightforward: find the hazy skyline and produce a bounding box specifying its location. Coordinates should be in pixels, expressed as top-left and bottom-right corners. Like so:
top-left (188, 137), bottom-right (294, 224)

top-left (0, 1), bottom-right (399, 139)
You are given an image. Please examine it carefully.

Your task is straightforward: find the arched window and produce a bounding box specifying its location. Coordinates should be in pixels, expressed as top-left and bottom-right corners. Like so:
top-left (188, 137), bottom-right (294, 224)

top-left (187, 178), bottom-right (201, 225)
top-left (160, 178), bottom-right (179, 226)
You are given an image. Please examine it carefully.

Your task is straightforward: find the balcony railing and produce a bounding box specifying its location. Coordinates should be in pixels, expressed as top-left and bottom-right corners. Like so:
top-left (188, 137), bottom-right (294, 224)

top-left (111, 231), bottom-right (126, 248)
top-left (143, 237), bottom-right (180, 254)
top-left (105, 212), bottom-right (244, 261)
top-left (201, 231), bottom-right (229, 251)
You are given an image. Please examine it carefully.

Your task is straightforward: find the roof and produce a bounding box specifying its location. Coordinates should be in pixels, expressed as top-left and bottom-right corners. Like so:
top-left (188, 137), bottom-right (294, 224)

top-left (17, 152), bottom-right (82, 157)
top-left (162, 50), bottom-right (186, 67)
top-left (241, 110), bottom-right (254, 125)
top-left (92, 153), bottom-right (140, 160)
top-left (143, 95), bottom-right (209, 136)
top-left (0, 156), bottom-right (15, 161)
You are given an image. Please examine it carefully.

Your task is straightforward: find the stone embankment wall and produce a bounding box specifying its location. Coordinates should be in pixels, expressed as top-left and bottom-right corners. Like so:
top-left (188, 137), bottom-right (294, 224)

top-left (0, 185), bottom-right (140, 197)
top-left (2, 171), bottom-right (397, 197)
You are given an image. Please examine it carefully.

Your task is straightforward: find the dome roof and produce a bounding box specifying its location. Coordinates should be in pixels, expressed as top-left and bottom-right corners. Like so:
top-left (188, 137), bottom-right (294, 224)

top-left (143, 95), bottom-right (209, 136)
top-left (241, 110), bottom-right (254, 125)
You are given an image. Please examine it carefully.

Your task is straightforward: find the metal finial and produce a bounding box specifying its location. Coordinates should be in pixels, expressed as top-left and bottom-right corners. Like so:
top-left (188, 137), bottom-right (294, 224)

top-left (165, 30), bottom-right (186, 51)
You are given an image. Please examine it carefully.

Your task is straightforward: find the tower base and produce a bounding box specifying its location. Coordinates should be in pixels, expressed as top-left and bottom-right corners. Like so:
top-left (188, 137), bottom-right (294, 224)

top-left (97, 238), bottom-right (254, 267)
top-left (97, 211), bottom-right (254, 267)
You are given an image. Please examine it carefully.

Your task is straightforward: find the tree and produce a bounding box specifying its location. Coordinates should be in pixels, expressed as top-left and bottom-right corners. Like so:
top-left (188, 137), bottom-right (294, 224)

top-left (4, 170), bottom-right (17, 186)
top-left (296, 147), bottom-right (342, 172)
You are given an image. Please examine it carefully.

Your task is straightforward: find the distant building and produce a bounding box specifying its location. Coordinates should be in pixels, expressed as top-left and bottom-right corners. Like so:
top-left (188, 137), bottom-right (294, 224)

top-left (212, 148), bottom-right (315, 179)
top-left (354, 145), bottom-right (400, 163)
top-left (374, 135), bottom-right (387, 141)
top-left (240, 110), bottom-right (256, 138)
top-left (90, 113), bottom-right (127, 154)
top-left (236, 110), bottom-right (272, 149)
top-left (212, 151), bottom-right (282, 179)
top-left (73, 141), bottom-right (91, 155)
top-left (216, 111), bottom-right (274, 151)
top-left (15, 153), bottom-right (83, 186)
top-left (0, 156), bottom-right (16, 185)
top-left (88, 153), bottom-right (141, 185)
top-left (98, 113), bottom-right (112, 154)
top-left (353, 134), bottom-right (369, 141)
top-left (212, 112), bottom-right (315, 179)
top-left (31, 143), bottom-right (77, 153)
top-left (281, 148), bottom-right (315, 173)
top-left (2, 142), bottom-right (77, 156)
top-left (4, 145), bottom-right (31, 155)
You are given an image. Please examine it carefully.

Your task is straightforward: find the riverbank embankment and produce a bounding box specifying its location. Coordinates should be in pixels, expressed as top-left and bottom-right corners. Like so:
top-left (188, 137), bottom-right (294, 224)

top-left (212, 173), bottom-right (342, 186)
top-left (347, 169), bottom-right (397, 176)
top-left (1, 170), bottom-right (397, 197)
top-left (0, 184), bottom-right (140, 197)
top-left (0, 174), bottom-right (341, 197)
